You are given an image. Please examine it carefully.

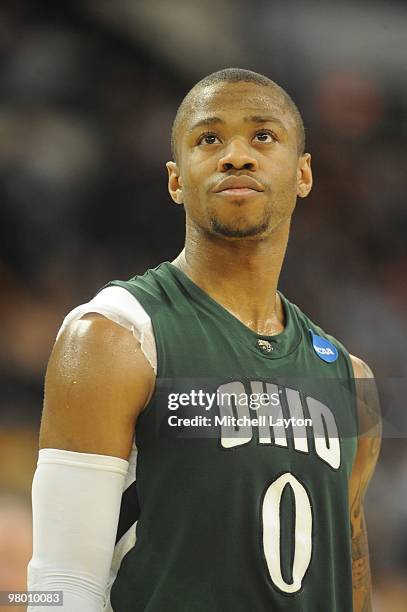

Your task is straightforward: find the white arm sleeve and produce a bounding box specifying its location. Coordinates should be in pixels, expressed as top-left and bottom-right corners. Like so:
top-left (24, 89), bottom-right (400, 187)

top-left (57, 286), bottom-right (157, 374)
top-left (27, 449), bottom-right (129, 612)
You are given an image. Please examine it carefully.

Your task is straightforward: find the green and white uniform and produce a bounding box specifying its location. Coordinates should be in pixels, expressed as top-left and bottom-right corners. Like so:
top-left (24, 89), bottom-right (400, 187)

top-left (105, 262), bottom-right (358, 612)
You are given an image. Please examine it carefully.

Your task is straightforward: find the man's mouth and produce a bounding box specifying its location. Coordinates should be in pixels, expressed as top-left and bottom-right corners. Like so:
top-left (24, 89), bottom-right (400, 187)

top-left (216, 187), bottom-right (261, 197)
top-left (213, 175), bottom-right (265, 194)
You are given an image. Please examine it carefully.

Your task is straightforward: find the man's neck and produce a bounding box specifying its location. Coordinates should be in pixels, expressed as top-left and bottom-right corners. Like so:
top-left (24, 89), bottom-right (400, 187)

top-left (171, 219), bottom-right (290, 336)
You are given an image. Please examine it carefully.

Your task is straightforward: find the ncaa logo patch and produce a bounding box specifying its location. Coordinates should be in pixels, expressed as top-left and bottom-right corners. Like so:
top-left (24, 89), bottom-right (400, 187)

top-left (309, 330), bottom-right (338, 363)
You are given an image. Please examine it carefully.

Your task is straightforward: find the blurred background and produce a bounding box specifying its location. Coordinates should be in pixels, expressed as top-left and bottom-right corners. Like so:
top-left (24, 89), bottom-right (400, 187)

top-left (0, 0), bottom-right (406, 609)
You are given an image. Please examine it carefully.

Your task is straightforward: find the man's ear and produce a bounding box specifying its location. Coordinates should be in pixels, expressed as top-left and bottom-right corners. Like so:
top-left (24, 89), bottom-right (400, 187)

top-left (297, 153), bottom-right (313, 198)
top-left (166, 161), bottom-right (183, 204)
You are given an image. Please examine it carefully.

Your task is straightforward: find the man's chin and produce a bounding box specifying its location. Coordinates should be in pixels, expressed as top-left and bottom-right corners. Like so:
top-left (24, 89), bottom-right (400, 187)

top-left (209, 217), bottom-right (270, 239)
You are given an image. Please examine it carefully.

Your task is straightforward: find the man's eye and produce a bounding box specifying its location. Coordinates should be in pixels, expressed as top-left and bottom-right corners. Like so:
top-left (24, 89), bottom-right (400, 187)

top-left (254, 131), bottom-right (276, 143)
top-left (198, 133), bottom-right (221, 145)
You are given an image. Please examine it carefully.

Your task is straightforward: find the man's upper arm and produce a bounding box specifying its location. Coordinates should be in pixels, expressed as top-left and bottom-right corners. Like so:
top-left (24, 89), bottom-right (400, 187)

top-left (348, 354), bottom-right (382, 611)
top-left (39, 313), bottom-right (156, 460)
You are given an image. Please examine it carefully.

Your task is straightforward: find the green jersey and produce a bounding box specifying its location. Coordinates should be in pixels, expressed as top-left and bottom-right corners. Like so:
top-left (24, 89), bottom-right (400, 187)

top-left (106, 262), bottom-right (358, 611)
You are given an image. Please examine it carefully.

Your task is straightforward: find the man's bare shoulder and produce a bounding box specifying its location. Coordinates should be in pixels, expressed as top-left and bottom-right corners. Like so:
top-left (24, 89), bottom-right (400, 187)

top-left (40, 312), bottom-right (155, 459)
top-left (349, 354), bottom-right (381, 435)
top-left (349, 354), bottom-right (374, 380)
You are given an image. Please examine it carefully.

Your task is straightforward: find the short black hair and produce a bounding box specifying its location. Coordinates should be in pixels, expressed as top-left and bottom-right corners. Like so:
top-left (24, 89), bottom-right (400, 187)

top-left (171, 67), bottom-right (305, 161)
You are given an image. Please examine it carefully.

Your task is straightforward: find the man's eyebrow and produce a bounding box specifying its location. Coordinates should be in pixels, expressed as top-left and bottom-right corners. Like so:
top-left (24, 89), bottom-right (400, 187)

top-left (188, 116), bottom-right (225, 132)
top-left (243, 115), bottom-right (286, 130)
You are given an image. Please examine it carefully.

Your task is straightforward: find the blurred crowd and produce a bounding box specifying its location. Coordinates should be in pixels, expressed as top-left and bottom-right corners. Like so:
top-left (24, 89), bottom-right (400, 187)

top-left (0, 1), bottom-right (406, 609)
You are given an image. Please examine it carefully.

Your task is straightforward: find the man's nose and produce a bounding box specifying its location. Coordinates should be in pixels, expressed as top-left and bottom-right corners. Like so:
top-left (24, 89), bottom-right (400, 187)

top-left (217, 138), bottom-right (259, 172)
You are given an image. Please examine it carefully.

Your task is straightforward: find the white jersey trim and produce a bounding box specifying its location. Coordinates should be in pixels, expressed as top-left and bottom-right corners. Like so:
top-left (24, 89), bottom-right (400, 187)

top-left (104, 440), bottom-right (139, 612)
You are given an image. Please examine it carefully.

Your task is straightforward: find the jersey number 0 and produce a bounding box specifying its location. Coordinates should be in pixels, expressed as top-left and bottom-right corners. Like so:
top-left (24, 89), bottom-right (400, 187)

top-left (262, 472), bottom-right (313, 594)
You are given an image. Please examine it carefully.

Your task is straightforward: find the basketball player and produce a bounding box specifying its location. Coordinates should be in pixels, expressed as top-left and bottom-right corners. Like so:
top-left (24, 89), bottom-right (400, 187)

top-left (27, 69), bottom-right (381, 611)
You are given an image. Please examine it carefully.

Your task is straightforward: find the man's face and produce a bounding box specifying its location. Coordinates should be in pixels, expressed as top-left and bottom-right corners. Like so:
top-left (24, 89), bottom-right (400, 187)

top-left (167, 82), bottom-right (312, 240)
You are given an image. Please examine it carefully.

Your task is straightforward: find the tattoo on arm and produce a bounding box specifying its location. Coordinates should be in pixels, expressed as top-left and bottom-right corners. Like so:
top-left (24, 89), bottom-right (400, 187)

top-left (352, 531), bottom-right (369, 588)
top-left (351, 514), bottom-right (372, 611)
